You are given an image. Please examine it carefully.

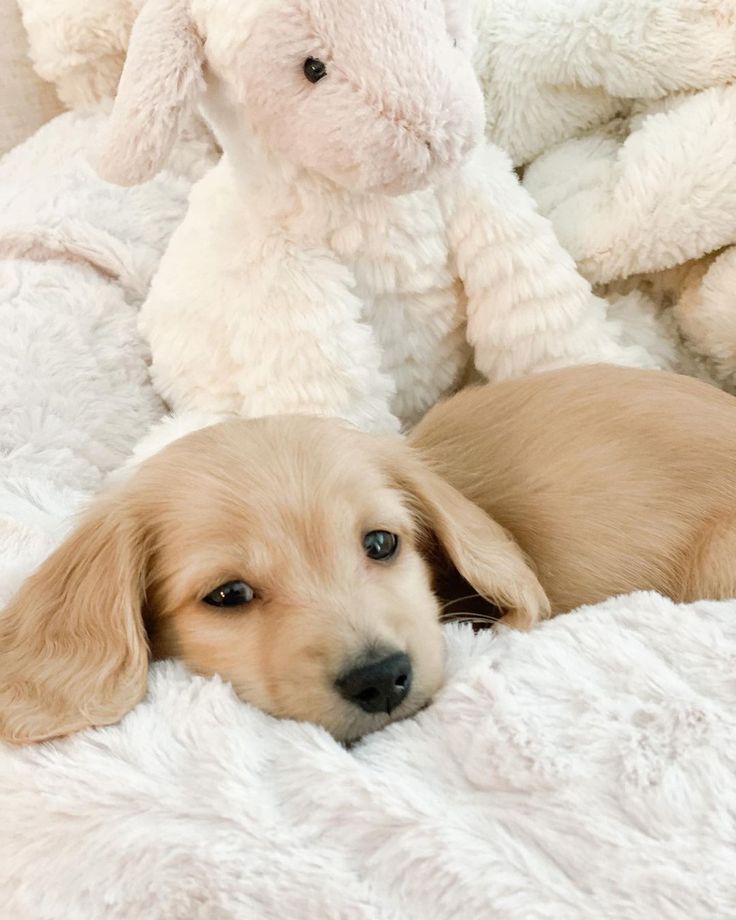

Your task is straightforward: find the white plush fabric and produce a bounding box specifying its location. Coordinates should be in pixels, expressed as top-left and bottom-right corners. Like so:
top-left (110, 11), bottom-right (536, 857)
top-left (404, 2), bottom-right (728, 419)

top-left (117, 0), bottom-right (661, 435)
top-left (501, 1), bottom-right (736, 386)
top-left (141, 141), bottom-right (661, 435)
top-left (17, 0), bottom-right (144, 108)
top-left (474, 0), bottom-right (736, 169)
top-left (0, 106), bottom-right (216, 604)
top-left (2, 594), bottom-right (735, 919)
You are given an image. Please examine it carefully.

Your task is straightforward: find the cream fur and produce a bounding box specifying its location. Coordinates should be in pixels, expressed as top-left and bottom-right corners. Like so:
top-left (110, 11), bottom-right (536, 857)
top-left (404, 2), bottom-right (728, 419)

top-left (508, 2), bottom-right (736, 390)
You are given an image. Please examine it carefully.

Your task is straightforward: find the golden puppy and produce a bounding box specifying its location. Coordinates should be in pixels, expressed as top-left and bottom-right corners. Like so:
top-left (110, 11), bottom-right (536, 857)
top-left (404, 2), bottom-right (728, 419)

top-left (3, 364), bottom-right (736, 746)
top-left (0, 414), bottom-right (548, 746)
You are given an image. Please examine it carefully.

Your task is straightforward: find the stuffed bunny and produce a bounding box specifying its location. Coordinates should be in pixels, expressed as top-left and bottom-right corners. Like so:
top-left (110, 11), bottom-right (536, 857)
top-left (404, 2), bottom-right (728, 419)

top-left (95, 0), bottom-right (656, 432)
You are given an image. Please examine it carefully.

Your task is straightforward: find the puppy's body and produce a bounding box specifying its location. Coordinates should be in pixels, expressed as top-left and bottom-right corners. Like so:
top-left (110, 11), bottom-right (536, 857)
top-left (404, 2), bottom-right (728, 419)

top-left (413, 365), bottom-right (736, 613)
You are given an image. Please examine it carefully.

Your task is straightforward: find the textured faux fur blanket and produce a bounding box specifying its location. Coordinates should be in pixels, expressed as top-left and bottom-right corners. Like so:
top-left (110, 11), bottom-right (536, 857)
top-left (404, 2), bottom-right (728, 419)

top-left (2, 596), bottom-right (736, 919)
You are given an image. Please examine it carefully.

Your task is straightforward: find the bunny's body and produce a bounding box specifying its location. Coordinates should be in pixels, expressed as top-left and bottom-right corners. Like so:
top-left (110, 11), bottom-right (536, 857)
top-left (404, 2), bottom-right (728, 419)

top-left (99, 0), bottom-right (658, 431)
top-left (140, 149), bottom-right (465, 429)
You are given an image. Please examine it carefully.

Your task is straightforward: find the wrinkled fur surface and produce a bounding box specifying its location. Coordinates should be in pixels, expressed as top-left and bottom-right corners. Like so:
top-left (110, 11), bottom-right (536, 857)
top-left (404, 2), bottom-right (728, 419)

top-left (511, 3), bottom-right (736, 388)
top-left (0, 106), bottom-right (216, 601)
top-left (2, 600), bottom-right (736, 919)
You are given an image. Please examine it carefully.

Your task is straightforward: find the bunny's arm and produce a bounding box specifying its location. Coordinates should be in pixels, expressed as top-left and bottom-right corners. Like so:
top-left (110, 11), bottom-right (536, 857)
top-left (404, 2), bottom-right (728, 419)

top-left (479, 0), bottom-right (736, 101)
top-left (139, 162), bottom-right (399, 433)
top-left (439, 143), bottom-right (659, 381)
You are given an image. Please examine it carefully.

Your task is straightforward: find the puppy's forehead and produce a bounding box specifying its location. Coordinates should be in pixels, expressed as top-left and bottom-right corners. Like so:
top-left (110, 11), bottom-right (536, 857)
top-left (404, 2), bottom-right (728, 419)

top-left (143, 416), bottom-right (407, 528)
top-left (141, 418), bottom-right (416, 600)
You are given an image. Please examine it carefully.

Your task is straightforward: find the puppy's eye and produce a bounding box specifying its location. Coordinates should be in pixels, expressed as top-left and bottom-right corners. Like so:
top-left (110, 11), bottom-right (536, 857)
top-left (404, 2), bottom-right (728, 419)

top-left (203, 581), bottom-right (254, 608)
top-left (363, 530), bottom-right (399, 561)
top-left (304, 57), bottom-right (327, 84)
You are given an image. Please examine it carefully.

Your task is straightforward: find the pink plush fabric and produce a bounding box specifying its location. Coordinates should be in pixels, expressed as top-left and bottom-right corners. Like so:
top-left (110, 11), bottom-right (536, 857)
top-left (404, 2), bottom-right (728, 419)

top-left (95, 0), bottom-right (204, 186)
top-left (97, 0), bottom-right (484, 195)
top-left (220, 0), bottom-right (484, 194)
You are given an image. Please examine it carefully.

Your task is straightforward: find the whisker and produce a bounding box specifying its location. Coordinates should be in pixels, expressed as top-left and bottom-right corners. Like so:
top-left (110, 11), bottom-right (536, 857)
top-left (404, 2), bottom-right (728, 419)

top-left (440, 612), bottom-right (499, 624)
top-left (438, 592), bottom-right (484, 613)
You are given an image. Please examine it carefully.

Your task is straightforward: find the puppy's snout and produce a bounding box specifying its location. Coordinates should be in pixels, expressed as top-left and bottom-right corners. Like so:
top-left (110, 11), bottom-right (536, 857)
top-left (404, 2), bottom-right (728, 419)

top-left (336, 652), bottom-right (412, 715)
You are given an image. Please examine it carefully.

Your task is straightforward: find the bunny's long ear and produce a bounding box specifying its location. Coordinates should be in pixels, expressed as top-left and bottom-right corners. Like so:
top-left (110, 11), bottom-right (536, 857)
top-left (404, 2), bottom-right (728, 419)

top-left (94, 0), bottom-right (205, 186)
top-left (390, 447), bottom-right (551, 630)
top-left (442, 0), bottom-right (476, 53)
top-left (0, 495), bottom-right (151, 744)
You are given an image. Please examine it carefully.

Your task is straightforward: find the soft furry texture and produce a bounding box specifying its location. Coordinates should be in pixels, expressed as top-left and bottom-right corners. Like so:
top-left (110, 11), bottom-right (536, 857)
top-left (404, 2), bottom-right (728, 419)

top-left (17, 0), bottom-right (145, 107)
top-left (473, 0), bottom-right (736, 169)
top-left (94, 0), bottom-right (658, 433)
top-left (501, 1), bottom-right (736, 389)
top-left (2, 596), bottom-right (736, 919)
top-left (0, 106), bottom-right (216, 604)
top-left (413, 365), bottom-right (736, 611)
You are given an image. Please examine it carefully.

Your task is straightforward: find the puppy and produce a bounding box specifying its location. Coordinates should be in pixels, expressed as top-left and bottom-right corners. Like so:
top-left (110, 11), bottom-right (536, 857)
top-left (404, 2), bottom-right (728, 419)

top-left (0, 415), bottom-right (548, 746)
top-left (4, 364), bottom-right (736, 747)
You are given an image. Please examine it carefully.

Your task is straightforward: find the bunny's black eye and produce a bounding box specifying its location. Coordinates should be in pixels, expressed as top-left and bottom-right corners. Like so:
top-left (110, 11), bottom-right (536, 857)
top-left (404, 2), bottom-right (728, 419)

top-left (363, 531), bottom-right (399, 561)
top-left (304, 57), bottom-right (327, 84)
top-left (203, 581), bottom-right (255, 608)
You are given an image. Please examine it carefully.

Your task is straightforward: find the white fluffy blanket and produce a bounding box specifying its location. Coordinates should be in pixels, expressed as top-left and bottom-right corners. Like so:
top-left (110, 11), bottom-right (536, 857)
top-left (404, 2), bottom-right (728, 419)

top-left (0, 106), bottom-right (215, 602)
top-left (2, 595), bottom-right (736, 919)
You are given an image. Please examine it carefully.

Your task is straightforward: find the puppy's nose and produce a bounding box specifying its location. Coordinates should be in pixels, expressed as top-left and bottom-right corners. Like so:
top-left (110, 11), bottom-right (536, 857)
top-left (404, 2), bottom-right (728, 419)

top-left (336, 652), bottom-right (412, 714)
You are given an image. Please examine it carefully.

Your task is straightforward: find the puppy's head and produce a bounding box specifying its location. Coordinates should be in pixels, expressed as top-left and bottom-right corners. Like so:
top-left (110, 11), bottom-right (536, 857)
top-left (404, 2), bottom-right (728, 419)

top-left (0, 417), bottom-right (548, 745)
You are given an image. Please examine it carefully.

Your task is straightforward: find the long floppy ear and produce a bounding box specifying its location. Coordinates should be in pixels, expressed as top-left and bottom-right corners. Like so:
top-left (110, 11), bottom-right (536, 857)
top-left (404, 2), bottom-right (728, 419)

top-left (0, 496), bottom-right (150, 745)
top-left (94, 0), bottom-right (205, 186)
top-left (392, 449), bottom-right (551, 630)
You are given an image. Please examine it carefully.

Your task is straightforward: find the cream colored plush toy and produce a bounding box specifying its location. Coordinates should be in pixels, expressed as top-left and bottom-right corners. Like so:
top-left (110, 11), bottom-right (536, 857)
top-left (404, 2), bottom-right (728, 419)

top-left (474, 0), bottom-right (736, 390)
top-left (93, 0), bottom-right (655, 432)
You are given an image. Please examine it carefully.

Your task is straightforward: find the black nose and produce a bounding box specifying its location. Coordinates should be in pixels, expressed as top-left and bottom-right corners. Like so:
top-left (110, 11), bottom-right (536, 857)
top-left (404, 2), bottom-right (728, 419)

top-left (336, 652), bottom-right (412, 714)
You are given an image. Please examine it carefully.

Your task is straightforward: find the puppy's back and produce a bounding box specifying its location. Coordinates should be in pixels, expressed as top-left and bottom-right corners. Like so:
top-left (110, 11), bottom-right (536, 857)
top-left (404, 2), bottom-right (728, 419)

top-left (410, 365), bottom-right (736, 612)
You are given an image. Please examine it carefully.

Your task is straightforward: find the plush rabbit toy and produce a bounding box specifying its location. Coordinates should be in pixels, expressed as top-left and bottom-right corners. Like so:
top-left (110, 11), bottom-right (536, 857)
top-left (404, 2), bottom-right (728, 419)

top-left (96, 0), bottom-right (656, 432)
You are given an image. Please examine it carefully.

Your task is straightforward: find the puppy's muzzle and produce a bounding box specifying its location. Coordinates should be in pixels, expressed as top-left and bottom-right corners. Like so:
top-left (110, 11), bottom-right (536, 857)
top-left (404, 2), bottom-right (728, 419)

top-left (336, 652), bottom-right (412, 714)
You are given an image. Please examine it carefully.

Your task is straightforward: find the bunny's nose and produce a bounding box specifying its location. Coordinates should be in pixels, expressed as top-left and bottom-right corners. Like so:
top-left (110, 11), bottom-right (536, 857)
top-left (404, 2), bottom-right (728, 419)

top-left (336, 652), bottom-right (412, 714)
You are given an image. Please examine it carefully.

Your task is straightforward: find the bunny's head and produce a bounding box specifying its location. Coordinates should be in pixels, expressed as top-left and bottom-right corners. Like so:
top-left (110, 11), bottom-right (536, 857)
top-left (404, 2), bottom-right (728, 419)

top-left (95, 0), bottom-right (484, 195)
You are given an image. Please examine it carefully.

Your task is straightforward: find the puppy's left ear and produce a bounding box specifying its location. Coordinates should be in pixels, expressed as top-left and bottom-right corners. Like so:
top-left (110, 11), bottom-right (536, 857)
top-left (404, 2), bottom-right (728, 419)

top-left (390, 448), bottom-right (551, 630)
top-left (0, 494), bottom-right (151, 744)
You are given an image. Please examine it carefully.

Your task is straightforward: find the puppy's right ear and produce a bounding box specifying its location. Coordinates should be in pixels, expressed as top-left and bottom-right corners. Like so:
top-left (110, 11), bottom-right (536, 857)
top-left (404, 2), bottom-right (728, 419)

top-left (388, 446), bottom-right (551, 630)
top-left (94, 0), bottom-right (205, 186)
top-left (0, 495), bottom-right (150, 745)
